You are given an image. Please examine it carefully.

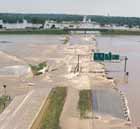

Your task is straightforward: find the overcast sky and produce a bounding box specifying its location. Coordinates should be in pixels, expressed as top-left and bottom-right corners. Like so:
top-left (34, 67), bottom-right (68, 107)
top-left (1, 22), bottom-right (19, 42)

top-left (0, 0), bottom-right (139, 17)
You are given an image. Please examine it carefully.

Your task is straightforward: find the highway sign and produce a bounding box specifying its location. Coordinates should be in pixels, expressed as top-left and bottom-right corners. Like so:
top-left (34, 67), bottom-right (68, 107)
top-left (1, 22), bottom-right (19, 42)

top-left (94, 52), bottom-right (120, 61)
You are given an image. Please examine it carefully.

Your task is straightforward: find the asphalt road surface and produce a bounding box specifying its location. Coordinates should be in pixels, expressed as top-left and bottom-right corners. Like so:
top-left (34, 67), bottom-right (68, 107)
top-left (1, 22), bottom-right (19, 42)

top-left (0, 87), bottom-right (52, 129)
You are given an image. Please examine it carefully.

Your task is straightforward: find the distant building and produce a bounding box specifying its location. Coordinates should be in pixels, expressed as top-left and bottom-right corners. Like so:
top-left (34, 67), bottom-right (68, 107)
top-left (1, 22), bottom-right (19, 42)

top-left (44, 16), bottom-right (98, 29)
top-left (1, 16), bottom-right (138, 31)
top-left (0, 19), bottom-right (42, 29)
top-left (82, 16), bottom-right (92, 23)
top-left (83, 16), bottom-right (87, 23)
top-left (111, 24), bottom-right (129, 30)
top-left (44, 20), bottom-right (60, 29)
top-left (0, 20), bottom-right (3, 28)
top-left (44, 20), bottom-right (79, 29)
top-left (79, 16), bottom-right (96, 29)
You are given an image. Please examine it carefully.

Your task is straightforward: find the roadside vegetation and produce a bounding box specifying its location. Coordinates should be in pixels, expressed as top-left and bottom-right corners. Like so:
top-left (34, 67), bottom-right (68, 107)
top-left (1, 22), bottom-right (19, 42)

top-left (29, 62), bottom-right (48, 76)
top-left (78, 90), bottom-right (92, 118)
top-left (0, 96), bottom-right (11, 113)
top-left (101, 29), bottom-right (140, 35)
top-left (40, 87), bottom-right (67, 129)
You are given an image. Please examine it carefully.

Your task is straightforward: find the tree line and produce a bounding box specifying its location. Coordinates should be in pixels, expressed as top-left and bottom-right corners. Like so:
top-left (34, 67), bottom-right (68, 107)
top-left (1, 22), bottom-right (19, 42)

top-left (0, 13), bottom-right (140, 27)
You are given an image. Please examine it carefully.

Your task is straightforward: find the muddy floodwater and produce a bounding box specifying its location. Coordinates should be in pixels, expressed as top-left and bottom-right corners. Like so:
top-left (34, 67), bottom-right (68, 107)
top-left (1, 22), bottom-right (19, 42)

top-left (97, 35), bottom-right (140, 126)
top-left (0, 34), bottom-right (139, 126)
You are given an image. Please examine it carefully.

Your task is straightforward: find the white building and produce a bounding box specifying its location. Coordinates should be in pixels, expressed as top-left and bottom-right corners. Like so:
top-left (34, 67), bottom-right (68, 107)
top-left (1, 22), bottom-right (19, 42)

top-left (44, 16), bottom-right (98, 29)
top-left (111, 24), bottom-right (129, 30)
top-left (0, 20), bottom-right (3, 25)
top-left (0, 20), bottom-right (3, 28)
top-left (44, 20), bottom-right (60, 29)
top-left (83, 16), bottom-right (87, 23)
top-left (44, 20), bottom-right (79, 29)
top-left (1, 16), bottom-right (136, 31)
top-left (0, 19), bottom-right (42, 29)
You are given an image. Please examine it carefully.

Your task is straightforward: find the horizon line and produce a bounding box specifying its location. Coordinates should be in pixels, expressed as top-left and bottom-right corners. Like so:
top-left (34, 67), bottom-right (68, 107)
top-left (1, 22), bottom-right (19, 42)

top-left (0, 11), bottom-right (140, 18)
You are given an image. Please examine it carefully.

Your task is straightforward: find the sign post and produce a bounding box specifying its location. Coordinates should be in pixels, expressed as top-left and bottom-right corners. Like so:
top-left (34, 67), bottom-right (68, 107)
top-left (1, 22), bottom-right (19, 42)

top-left (77, 55), bottom-right (80, 72)
top-left (124, 57), bottom-right (128, 73)
top-left (3, 84), bottom-right (7, 96)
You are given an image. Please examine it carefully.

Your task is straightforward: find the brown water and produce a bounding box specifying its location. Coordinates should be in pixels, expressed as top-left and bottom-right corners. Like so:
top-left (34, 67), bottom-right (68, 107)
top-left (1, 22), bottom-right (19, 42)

top-left (97, 35), bottom-right (140, 126)
top-left (0, 34), bottom-right (139, 126)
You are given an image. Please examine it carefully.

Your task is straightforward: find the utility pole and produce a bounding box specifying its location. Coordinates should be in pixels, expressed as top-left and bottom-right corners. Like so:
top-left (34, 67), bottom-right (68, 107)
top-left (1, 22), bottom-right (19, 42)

top-left (124, 56), bottom-right (129, 84)
top-left (77, 55), bottom-right (80, 72)
top-left (124, 56), bottom-right (128, 73)
top-left (3, 84), bottom-right (7, 96)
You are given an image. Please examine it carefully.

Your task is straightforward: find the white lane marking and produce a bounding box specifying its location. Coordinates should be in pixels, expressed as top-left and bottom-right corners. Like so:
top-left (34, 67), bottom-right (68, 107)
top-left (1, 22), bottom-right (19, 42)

top-left (0, 90), bottom-right (34, 129)
top-left (11, 90), bottom-right (34, 117)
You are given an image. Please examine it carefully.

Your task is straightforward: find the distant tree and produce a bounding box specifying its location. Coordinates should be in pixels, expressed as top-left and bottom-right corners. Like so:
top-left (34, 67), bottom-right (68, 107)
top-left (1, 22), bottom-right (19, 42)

top-left (1, 13), bottom-right (140, 27)
top-left (51, 24), bottom-right (56, 29)
top-left (128, 24), bottom-right (132, 28)
top-left (0, 25), bottom-right (3, 29)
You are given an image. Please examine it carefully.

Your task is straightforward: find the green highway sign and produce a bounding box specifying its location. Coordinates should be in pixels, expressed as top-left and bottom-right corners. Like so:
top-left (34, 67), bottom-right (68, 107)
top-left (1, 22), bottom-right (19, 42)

top-left (111, 54), bottom-right (120, 60)
top-left (94, 53), bottom-right (105, 61)
top-left (94, 52), bottom-right (120, 61)
top-left (104, 52), bottom-right (112, 60)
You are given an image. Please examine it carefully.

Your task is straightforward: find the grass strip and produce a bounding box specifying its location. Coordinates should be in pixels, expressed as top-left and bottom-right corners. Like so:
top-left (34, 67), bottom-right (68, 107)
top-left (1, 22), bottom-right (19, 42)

top-left (78, 90), bottom-right (92, 118)
top-left (101, 29), bottom-right (140, 35)
top-left (40, 87), bottom-right (67, 129)
top-left (0, 29), bottom-right (68, 35)
top-left (0, 96), bottom-right (11, 113)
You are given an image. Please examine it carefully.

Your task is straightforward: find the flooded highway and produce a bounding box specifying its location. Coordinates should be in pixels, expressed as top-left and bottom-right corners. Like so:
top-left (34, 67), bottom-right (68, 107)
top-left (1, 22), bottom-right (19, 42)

top-left (0, 34), bottom-right (139, 126)
top-left (93, 88), bottom-right (126, 120)
top-left (97, 35), bottom-right (140, 126)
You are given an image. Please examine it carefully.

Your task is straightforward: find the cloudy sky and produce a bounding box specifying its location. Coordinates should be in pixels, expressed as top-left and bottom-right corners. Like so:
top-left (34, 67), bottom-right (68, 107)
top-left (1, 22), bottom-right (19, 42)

top-left (0, 0), bottom-right (139, 17)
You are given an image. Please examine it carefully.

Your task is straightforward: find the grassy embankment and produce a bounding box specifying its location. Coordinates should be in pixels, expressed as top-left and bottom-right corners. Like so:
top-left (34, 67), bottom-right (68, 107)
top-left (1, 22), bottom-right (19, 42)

top-left (101, 29), bottom-right (140, 35)
top-left (78, 90), bottom-right (92, 118)
top-left (1, 28), bottom-right (140, 35)
top-left (40, 87), bottom-right (67, 129)
top-left (0, 96), bottom-right (11, 113)
top-left (0, 29), bottom-right (68, 35)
